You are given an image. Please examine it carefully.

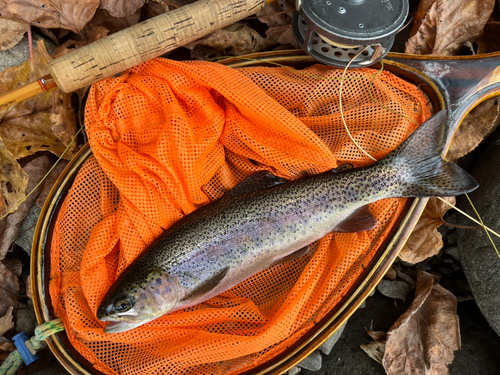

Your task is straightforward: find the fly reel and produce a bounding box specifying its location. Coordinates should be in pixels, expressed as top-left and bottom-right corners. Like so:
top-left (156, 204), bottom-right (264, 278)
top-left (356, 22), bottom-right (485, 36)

top-left (292, 0), bottom-right (409, 68)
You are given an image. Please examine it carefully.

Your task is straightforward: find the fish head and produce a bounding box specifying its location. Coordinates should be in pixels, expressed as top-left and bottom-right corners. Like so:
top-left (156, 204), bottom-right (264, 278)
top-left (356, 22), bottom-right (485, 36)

top-left (97, 267), bottom-right (180, 333)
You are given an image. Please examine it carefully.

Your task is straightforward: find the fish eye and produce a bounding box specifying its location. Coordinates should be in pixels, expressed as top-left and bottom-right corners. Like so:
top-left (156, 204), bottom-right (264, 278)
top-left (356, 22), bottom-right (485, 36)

top-left (113, 296), bottom-right (134, 312)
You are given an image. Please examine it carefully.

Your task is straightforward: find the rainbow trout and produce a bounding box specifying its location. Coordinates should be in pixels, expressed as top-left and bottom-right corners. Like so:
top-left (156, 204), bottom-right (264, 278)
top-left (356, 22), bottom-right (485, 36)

top-left (98, 111), bottom-right (478, 333)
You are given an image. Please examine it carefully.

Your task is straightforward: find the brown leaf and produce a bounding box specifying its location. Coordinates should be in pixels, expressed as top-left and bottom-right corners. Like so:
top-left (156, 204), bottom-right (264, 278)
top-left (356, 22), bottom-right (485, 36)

top-left (405, 0), bottom-right (495, 55)
top-left (0, 0), bottom-right (100, 33)
top-left (365, 327), bottom-right (387, 342)
top-left (0, 155), bottom-right (52, 260)
top-left (256, 0), bottom-right (298, 48)
top-left (0, 306), bottom-right (14, 337)
top-left (446, 98), bottom-right (500, 162)
top-left (0, 39), bottom-right (53, 122)
top-left (0, 337), bottom-right (15, 352)
top-left (83, 9), bottom-right (141, 35)
top-left (185, 23), bottom-right (276, 57)
top-left (0, 138), bottom-right (28, 225)
top-left (0, 39), bottom-right (77, 159)
top-left (36, 160), bottom-right (69, 209)
top-left (3, 258), bottom-right (22, 277)
top-left (152, 0), bottom-right (197, 9)
top-left (0, 110), bottom-right (75, 159)
top-left (99, 0), bottom-right (146, 17)
top-left (399, 197), bottom-right (455, 264)
top-left (0, 18), bottom-right (28, 51)
top-left (360, 341), bottom-right (386, 365)
top-left (0, 262), bottom-right (19, 316)
top-left (52, 26), bottom-right (109, 59)
top-left (383, 270), bottom-right (460, 375)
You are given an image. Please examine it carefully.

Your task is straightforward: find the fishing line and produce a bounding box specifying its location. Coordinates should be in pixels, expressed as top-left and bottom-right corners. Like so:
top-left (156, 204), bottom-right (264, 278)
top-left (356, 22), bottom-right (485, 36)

top-left (0, 125), bottom-right (85, 222)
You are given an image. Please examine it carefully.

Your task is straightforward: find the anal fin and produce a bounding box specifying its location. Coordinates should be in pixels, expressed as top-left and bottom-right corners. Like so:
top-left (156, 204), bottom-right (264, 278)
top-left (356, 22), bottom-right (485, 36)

top-left (270, 245), bottom-right (311, 267)
top-left (333, 205), bottom-right (378, 233)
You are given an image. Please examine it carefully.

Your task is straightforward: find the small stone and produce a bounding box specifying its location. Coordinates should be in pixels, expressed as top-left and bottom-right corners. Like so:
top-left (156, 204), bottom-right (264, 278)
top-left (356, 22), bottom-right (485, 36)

top-left (383, 267), bottom-right (397, 281)
top-left (446, 230), bottom-right (457, 247)
top-left (14, 204), bottom-right (41, 256)
top-left (319, 323), bottom-right (346, 355)
top-left (297, 350), bottom-right (322, 371)
top-left (377, 279), bottom-right (410, 300)
top-left (287, 366), bottom-right (301, 375)
top-left (0, 33), bottom-right (56, 71)
top-left (445, 246), bottom-right (460, 262)
top-left (14, 302), bottom-right (37, 336)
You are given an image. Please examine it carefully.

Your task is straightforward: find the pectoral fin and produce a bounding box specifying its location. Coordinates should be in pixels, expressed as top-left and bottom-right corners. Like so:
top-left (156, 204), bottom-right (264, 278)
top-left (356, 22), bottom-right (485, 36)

top-left (181, 267), bottom-right (230, 302)
top-left (333, 205), bottom-right (378, 233)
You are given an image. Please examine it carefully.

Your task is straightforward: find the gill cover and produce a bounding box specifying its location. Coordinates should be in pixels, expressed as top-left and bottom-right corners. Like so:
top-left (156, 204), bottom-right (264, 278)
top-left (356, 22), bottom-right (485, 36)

top-left (97, 268), bottom-right (180, 333)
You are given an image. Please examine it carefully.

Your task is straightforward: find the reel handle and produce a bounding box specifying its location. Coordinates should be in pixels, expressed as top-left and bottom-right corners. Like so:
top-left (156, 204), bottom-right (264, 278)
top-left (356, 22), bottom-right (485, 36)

top-left (49, 0), bottom-right (270, 93)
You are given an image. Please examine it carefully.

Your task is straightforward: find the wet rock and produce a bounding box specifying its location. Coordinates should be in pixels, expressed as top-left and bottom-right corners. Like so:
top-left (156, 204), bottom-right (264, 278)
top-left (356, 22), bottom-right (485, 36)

top-left (319, 323), bottom-right (346, 355)
top-left (14, 204), bottom-right (41, 256)
top-left (14, 302), bottom-right (37, 336)
top-left (287, 366), bottom-right (301, 375)
top-left (444, 247), bottom-right (460, 262)
top-left (0, 33), bottom-right (56, 71)
top-left (297, 350), bottom-right (322, 371)
top-left (376, 279), bottom-right (410, 300)
top-left (457, 128), bottom-right (500, 336)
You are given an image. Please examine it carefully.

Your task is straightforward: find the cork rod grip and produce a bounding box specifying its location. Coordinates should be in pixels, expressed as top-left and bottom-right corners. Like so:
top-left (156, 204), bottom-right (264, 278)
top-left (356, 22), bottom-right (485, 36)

top-left (49, 0), bottom-right (268, 93)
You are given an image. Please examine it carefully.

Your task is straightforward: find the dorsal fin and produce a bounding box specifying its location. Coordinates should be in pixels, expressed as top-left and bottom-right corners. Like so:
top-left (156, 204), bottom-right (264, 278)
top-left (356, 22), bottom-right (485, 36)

top-left (226, 171), bottom-right (288, 197)
top-left (333, 205), bottom-right (378, 233)
top-left (181, 267), bottom-right (230, 302)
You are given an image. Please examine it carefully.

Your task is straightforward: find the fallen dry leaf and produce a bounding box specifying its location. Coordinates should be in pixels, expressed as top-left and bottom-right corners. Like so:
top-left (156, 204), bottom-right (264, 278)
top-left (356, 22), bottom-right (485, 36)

top-left (399, 197), bottom-right (455, 264)
top-left (0, 337), bottom-right (15, 352)
top-left (52, 26), bottom-right (109, 59)
top-left (152, 0), bottom-right (198, 8)
top-left (83, 9), bottom-right (141, 35)
top-left (99, 0), bottom-right (146, 17)
top-left (0, 18), bottom-right (29, 51)
top-left (3, 258), bottom-right (22, 278)
top-left (36, 160), bottom-right (69, 208)
top-left (405, 0), bottom-right (495, 55)
top-left (256, 0), bottom-right (298, 48)
top-left (26, 275), bottom-right (32, 299)
top-left (446, 98), bottom-right (500, 162)
top-left (0, 0), bottom-right (100, 33)
top-left (360, 328), bottom-right (387, 365)
top-left (0, 138), bottom-right (28, 226)
top-left (0, 110), bottom-right (75, 159)
top-left (361, 341), bottom-right (386, 365)
top-left (0, 306), bottom-right (13, 337)
top-left (383, 270), bottom-right (460, 375)
top-left (0, 39), bottom-right (77, 159)
top-left (0, 262), bottom-right (19, 317)
top-left (0, 155), bottom-right (52, 260)
top-left (185, 23), bottom-right (276, 57)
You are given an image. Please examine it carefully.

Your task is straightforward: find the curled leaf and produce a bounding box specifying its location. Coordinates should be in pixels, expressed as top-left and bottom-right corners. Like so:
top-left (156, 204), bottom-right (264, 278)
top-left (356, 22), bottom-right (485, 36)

top-left (383, 270), bottom-right (460, 375)
top-left (0, 19), bottom-right (29, 51)
top-left (405, 0), bottom-right (495, 55)
top-left (446, 97), bottom-right (500, 162)
top-left (399, 197), bottom-right (455, 264)
top-left (360, 341), bottom-right (386, 365)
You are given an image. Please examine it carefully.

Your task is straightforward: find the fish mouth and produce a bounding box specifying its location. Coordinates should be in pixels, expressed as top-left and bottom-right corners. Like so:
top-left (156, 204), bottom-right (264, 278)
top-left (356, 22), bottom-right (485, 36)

top-left (103, 320), bottom-right (149, 333)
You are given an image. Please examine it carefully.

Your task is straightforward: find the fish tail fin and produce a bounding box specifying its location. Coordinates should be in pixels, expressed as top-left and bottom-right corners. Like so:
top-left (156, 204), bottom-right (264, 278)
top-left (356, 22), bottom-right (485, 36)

top-left (384, 110), bottom-right (478, 197)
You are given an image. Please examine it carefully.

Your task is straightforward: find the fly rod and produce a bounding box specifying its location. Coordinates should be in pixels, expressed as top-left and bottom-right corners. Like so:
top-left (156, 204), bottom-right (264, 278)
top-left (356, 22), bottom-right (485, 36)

top-left (0, 0), bottom-right (272, 110)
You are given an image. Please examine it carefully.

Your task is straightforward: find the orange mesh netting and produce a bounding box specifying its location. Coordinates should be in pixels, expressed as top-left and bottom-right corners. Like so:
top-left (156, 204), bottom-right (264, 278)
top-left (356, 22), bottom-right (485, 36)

top-left (49, 59), bottom-right (430, 375)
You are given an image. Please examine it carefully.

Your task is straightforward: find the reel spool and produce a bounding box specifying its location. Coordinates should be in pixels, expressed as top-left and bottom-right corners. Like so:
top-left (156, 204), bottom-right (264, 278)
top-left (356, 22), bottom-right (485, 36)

top-left (292, 0), bottom-right (409, 68)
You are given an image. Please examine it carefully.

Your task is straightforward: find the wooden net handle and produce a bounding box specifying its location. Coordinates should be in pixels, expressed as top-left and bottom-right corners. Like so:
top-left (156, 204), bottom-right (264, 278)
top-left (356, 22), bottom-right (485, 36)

top-left (49, 0), bottom-right (268, 93)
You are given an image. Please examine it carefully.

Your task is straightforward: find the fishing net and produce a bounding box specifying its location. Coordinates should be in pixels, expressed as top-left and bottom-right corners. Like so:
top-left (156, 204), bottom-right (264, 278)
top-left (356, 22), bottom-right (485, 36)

top-left (49, 58), bottom-right (431, 375)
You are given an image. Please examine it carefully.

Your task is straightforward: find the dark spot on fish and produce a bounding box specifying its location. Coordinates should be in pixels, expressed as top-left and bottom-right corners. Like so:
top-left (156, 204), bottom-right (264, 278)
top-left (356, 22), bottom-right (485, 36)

top-left (140, 293), bottom-right (147, 299)
top-left (140, 305), bottom-right (145, 310)
top-left (164, 287), bottom-right (171, 293)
